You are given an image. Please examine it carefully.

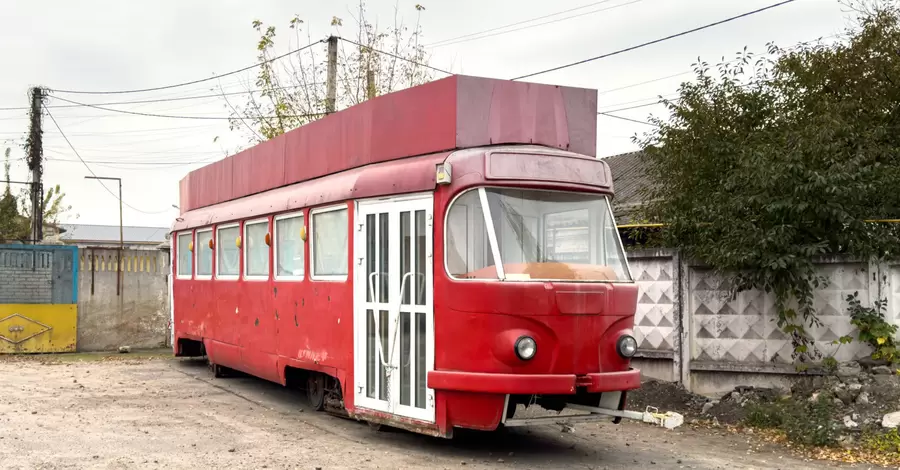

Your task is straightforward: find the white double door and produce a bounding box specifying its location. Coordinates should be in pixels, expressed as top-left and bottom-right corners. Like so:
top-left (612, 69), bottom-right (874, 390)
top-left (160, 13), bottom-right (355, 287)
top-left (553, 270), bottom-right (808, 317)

top-left (353, 194), bottom-right (435, 423)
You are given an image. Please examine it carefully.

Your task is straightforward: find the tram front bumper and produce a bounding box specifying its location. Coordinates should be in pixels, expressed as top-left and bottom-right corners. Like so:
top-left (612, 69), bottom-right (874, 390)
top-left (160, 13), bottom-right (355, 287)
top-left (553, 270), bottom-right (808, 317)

top-left (427, 368), bottom-right (641, 395)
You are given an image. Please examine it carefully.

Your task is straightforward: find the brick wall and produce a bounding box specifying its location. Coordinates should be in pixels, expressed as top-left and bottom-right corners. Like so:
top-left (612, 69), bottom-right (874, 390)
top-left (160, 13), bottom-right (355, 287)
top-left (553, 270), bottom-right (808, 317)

top-left (0, 249), bottom-right (53, 304)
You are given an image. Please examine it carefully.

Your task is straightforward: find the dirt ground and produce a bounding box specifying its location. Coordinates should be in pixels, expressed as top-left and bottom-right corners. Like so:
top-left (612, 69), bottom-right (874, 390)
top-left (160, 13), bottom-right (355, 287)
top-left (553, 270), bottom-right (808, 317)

top-left (0, 354), bottom-right (884, 469)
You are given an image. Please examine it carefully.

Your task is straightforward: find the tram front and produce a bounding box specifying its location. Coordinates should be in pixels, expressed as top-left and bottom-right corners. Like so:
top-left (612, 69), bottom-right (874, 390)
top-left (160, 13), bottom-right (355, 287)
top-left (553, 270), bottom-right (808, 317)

top-left (429, 145), bottom-right (642, 433)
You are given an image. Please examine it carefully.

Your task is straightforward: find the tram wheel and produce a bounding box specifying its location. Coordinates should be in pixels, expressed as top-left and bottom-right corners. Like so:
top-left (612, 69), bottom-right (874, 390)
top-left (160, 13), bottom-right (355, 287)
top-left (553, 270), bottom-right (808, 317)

top-left (209, 362), bottom-right (230, 378)
top-left (307, 372), bottom-right (326, 411)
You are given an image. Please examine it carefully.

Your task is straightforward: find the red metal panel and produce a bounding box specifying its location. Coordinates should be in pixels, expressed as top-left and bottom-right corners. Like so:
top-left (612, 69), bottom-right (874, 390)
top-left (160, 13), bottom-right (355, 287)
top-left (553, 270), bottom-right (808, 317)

top-left (244, 137), bottom-right (286, 197)
top-left (172, 151), bottom-right (448, 232)
top-left (455, 76), bottom-right (597, 156)
top-left (178, 174), bottom-right (191, 216)
top-left (368, 74), bottom-right (457, 164)
top-left (178, 75), bottom-right (598, 212)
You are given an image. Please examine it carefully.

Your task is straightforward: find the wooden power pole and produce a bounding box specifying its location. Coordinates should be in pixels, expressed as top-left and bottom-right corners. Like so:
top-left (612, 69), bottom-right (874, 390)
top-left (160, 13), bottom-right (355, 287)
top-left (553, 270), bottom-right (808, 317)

top-left (366, 68), bottom-right (376, 100)
top-left (26, 87), bottom-right (44, 244)
top-left (325, 36), bottom-right (338, 114)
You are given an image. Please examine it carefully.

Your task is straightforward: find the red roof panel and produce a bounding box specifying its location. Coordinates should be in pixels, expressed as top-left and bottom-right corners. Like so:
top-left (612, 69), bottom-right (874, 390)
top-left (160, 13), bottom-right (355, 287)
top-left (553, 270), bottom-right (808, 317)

top-left (178, 74), bottom-right (597, 213)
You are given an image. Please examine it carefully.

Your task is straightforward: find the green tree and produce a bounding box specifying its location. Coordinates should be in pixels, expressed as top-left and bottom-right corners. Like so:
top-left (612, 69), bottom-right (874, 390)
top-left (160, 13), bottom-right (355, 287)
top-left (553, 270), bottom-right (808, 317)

top-left (0, 147), bottom-right (73, 241)
top-left (0, 148), bottom-right (28, 241)
top-left (637, 2), bottom-right (900, 360)
top-left (224, 1), bottom-right (434, 143)
top-left (18, 183), bottom-right (72, 227)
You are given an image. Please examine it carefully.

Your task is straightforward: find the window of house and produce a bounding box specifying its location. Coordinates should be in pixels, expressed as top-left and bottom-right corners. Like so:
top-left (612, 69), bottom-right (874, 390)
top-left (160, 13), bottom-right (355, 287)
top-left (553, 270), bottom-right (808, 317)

top-left (177, 232), bottom-right (193, 278)
top-left (196, 229), bottom-right (213, 278)
top-left (275, 212), bottom-right (305, 280)
top-left (311, 206), bottom-right (348, 279)
top-left (216, 224), bottom-right (240, 278)
top-left (244, 219), bottom-right (270, 279)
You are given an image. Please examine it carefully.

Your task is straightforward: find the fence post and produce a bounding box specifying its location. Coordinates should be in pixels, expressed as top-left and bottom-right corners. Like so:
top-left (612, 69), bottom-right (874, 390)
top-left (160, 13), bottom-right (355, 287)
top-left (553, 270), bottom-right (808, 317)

top-left (677, 252), bottom-right (692, 389)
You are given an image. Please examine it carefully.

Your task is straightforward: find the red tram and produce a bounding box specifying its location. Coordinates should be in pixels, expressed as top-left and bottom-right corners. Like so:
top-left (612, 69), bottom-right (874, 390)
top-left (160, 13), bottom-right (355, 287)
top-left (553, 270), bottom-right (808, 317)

top-left (170, 75), bottom-right (643, 438)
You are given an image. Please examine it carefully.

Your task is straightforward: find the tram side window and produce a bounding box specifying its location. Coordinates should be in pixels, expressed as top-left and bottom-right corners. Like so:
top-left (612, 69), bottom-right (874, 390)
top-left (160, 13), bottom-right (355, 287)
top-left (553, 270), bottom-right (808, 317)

top-left (176, 232), bottom-right (193, 277)
top-left (216, 225), bottom-right (240, 278)
top-left (275, 213), bottom-right (304, 279)
top-left (312, 207), bottom-right (348, 279)
top-left (245, 219), bottom-right (270, 278)
top-left (196, 229), bottom-right (213, 277)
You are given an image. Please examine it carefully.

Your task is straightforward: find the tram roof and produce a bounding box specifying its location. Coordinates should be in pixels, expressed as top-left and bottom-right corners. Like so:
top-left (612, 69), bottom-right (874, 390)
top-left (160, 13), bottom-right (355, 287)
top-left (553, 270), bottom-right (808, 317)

top-left (177, 75), bottom-right (598, 214)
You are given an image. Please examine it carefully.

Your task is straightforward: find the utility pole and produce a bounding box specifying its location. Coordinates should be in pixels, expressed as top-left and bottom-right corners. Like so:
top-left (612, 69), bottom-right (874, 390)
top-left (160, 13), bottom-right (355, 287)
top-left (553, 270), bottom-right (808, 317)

top-left (325, 36), bottom-right (338, 114)
top-left (366, 67), bottom-right (376, 100)
top-left (85, 175), bottom-right (123, 296)
top-left (26, 87), bottom-right (43, 244)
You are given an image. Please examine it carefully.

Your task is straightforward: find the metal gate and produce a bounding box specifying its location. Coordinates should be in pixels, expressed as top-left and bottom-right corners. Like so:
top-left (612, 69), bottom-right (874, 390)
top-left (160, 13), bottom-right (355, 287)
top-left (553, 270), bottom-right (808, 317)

top-left (0, 244), bottom-right (78, 353)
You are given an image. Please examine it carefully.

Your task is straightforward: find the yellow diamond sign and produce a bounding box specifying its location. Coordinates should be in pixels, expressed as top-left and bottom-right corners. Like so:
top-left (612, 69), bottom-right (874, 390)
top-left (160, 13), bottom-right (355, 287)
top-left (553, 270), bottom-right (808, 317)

top-left (0, 313), bottom-right (51, 345)
top-left (0, 305), bottom-right (77, 353)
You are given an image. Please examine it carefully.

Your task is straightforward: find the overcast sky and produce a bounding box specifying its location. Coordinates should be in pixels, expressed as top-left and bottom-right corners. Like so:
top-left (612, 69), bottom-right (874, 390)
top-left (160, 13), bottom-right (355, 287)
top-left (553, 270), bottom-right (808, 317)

top-left (0, 0), bottom-right (853, 228)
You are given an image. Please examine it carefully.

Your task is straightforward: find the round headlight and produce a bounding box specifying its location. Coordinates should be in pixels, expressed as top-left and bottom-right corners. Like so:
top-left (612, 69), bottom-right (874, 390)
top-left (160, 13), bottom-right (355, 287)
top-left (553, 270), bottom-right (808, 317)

top-left (515, 336), bottom-right (537, 361)
top-left (617, 335), bottom-right (638, 358)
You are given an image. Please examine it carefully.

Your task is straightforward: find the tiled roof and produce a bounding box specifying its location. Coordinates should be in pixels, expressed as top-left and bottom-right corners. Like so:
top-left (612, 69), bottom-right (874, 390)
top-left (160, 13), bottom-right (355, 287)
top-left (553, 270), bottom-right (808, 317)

top-left (58, 224), bottom-right (168, 244)
top-left (602, 151), bottom-right (652, 223)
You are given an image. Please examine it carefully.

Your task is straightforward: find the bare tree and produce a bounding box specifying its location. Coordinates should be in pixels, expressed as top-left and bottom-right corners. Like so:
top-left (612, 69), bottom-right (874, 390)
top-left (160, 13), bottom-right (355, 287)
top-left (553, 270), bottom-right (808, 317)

top-left (223, 1), bottom-right (434, 144)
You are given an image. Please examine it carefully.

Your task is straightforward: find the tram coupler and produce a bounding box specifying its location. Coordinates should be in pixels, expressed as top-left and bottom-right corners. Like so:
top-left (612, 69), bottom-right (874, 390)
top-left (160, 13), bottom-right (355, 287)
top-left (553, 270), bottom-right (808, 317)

top-left (565, 403), bottom-right (684, 429)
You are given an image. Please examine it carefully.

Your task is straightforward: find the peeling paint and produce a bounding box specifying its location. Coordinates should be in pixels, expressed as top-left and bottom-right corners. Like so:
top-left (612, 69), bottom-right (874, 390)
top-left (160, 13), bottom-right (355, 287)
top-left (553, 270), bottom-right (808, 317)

top-left (296, 348), bottom-right (328, 363)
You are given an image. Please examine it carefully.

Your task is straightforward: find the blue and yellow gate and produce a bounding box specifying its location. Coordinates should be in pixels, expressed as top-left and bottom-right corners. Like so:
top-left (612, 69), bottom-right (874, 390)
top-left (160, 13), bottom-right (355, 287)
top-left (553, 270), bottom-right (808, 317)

top-left (0, 244), bottom-right (78, 353)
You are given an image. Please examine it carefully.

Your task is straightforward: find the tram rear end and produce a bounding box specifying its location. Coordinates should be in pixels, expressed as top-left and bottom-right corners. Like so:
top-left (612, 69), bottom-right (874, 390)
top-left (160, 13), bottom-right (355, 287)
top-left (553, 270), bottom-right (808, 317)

top-left (429, 147), bottom-right (642, 433)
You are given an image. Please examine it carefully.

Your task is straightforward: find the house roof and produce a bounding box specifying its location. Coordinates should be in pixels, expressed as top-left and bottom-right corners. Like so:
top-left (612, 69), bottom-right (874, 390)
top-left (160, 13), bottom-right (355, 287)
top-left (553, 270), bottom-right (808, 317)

top-left (58, 224), bottom-right (168, 245)
top-left (602, 150), bottom-right (651, 223)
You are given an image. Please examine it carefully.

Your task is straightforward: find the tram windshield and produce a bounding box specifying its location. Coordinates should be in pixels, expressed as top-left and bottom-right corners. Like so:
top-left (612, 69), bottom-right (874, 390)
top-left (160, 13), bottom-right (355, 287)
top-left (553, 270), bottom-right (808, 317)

top-left (446, 188), bottom-right (632, 281)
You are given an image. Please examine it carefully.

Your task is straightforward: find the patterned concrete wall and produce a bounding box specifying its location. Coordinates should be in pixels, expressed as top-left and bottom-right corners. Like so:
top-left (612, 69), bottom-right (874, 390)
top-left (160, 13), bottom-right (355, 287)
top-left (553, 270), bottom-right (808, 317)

top-left (688, 261), bottom-right (871, 365)
top-left (627, 250), bottom-right (892, 390)
top-left (629, 250), bottom-right (678, 356)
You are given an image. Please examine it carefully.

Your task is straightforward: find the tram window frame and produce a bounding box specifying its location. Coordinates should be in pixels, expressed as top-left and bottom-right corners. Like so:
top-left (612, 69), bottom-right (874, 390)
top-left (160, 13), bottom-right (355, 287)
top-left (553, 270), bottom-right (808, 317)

top-left (243, 218), bottom-right (271, 281)
top-left (176, 231), bottom-right (193, 279)
top-left (215, 223), bottom-right (241, 280)
top-left (310, 204), bottom-right (349, 281)
top-left (195, 228), bottom-right (213, 280)
top-left (274, 211), bottom-right (305, 281)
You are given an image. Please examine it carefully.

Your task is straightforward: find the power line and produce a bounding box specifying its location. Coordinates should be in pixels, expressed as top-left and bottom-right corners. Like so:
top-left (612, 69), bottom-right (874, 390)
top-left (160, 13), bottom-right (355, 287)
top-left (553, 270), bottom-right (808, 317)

top-left (427, 0), bottom-right (640, 48)
top-left (511, 0), bottom-right (798, 81)
top-left (43, 106), bottom-right (173, 215)
top-left (598, 112), bottom-right (655, 126)
top-left (42, 158), bottom-right (220, 166)
top-left (600, 100), bottom-right (672, 114)
top-left (337, 37), bottom-right (453, 75)
top-left (48, 95), bottom-right (326, 121)
top-left (427, 1), bottom-right (615, 46)
top-left (1, 83), bottom-right (332, 111)
top-left (598, 71), bottom-right (694, 95)
top-left (50, 41), bottom-right (326, 95)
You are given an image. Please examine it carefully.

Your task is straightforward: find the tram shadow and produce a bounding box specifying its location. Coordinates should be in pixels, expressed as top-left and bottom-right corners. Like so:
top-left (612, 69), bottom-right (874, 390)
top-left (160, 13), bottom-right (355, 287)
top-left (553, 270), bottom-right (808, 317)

top-left (367, 417), bottom-right (601, 464)
top-left (171, 359), bottom-right (602, 464)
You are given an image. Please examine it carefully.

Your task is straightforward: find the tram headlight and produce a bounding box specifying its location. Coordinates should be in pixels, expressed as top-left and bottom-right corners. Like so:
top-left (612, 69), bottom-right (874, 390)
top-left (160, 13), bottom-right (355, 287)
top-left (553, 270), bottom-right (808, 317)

top-left (514, 336), bottom-right (537, 361)
top-left (617, 335), bottom-right (638, 358)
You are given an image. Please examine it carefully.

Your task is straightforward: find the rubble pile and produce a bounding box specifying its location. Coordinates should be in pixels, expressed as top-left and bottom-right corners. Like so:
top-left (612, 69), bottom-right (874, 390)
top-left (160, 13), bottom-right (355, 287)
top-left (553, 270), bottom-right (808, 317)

top-left (630, 360), bottom-right (900, 447)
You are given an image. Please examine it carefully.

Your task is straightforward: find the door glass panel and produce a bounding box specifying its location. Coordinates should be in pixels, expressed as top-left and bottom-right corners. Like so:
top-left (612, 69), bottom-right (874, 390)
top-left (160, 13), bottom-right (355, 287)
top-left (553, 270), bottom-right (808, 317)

top-left (366, 214), bottom-right (376, 302)
top-left (366, 309), bottom-right (375, 398)
top-left (400, 311), bottom-right (411, 406)
top-left (378, 309), bottom-right (389, 401)
top-left (401, 212), bottom-right (411, 304)
top-left (415, 210), bottom-right (426, 306)
top-left (379, 214), bottom-right (389, 303)
top-left (415, 311), bottom-right (426, 409)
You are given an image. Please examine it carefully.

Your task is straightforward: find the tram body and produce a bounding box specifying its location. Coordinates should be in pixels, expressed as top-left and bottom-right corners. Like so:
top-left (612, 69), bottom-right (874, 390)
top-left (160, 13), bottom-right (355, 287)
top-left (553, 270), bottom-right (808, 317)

top-left (170, 75), bottom-right (641, 438)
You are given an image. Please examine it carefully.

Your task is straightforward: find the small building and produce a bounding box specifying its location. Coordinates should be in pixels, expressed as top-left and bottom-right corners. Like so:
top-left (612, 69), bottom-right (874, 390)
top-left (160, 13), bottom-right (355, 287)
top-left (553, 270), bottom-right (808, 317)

top-left (56, 224), bottom-right (168, 250)
top-left (602, 150), bottom-right (650, 225)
